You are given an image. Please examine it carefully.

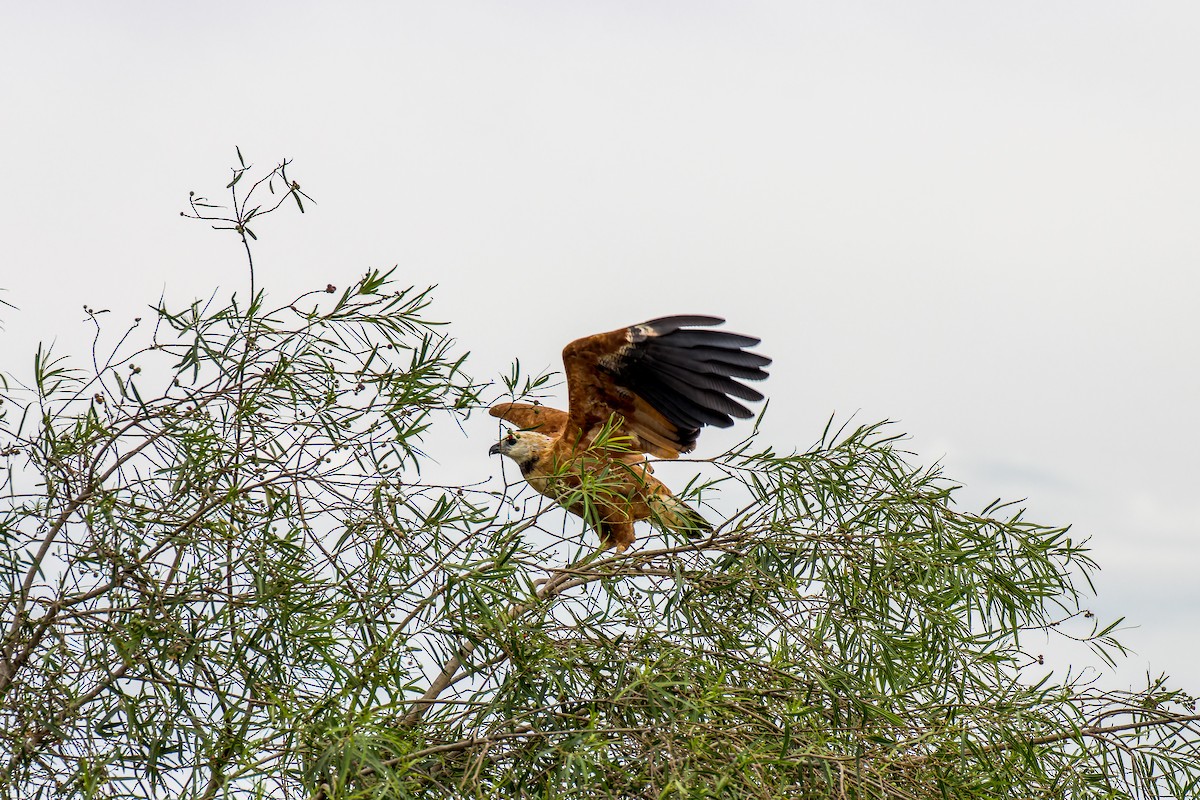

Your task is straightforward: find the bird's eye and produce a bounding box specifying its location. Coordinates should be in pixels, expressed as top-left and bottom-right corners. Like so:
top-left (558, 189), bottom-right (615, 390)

top-left (506, 434), bottom-right (517, 445)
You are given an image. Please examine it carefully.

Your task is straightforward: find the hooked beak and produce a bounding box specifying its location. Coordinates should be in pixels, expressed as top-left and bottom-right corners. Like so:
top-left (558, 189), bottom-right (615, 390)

top-left (488, 442), bottom-right (502, 456)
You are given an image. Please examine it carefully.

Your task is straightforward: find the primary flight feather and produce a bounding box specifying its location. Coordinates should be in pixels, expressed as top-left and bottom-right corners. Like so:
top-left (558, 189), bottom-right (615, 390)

top-left (489, 316), bottom-right (770, 552)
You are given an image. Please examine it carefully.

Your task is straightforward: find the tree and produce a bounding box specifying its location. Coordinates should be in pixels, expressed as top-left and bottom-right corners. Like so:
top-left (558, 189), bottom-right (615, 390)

top-left (1, 157), bottom-right (1197, 800)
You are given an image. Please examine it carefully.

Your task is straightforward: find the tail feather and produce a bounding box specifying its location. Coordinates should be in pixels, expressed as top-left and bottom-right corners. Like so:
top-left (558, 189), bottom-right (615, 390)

top-left (652, 493), bottom-right (714, 539)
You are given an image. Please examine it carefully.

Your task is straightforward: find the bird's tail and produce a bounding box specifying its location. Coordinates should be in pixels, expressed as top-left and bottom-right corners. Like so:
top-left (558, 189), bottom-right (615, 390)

top-left (651, 493), bottom-right (714, 540)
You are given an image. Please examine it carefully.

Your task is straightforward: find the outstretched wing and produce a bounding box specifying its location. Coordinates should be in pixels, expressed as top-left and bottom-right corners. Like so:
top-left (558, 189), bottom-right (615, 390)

top-left (562, 315), bottom-right (770, 459)
top-left (489, 402), bottom-right (568, 437)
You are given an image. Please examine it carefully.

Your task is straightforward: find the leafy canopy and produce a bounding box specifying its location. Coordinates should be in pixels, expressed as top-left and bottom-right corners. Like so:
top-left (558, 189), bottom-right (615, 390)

top-left (1, 156), bottom-right (1197, 800)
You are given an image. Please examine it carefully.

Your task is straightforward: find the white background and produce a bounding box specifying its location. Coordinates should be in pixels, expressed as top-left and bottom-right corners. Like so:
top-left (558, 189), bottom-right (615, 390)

top-left (2, 3), bottom-right (1197, 694)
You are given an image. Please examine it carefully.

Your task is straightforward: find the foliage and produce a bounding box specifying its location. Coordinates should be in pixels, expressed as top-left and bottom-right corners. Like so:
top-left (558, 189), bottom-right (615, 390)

top-left (1, 157), bottom-right (1197, 799)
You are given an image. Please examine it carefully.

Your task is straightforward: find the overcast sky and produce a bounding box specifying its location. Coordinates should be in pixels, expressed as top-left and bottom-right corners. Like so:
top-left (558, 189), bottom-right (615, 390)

top-left (3, 3), bottom-right (1197, 692)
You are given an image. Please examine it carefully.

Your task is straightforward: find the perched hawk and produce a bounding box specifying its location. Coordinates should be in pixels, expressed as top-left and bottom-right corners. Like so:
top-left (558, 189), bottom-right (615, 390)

top-left (489, 316), bottom-right (769, 552)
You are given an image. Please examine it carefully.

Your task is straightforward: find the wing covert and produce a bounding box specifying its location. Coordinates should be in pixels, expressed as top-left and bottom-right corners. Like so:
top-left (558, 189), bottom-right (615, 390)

top-left (488, 402), bottom-right (568, 437)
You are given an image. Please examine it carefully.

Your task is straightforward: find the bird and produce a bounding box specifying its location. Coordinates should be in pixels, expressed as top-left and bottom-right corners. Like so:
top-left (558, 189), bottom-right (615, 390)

top-left (488, 315), bottom-right (769, 552)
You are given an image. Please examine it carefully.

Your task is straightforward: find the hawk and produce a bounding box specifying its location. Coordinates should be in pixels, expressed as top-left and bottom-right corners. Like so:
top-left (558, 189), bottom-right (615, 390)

top-left (489, 316), bottom-right (769, 551)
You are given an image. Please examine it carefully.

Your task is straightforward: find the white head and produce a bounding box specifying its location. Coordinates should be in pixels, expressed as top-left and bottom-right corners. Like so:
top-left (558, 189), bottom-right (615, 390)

top-left (488, 429), bottom-right (552, 471)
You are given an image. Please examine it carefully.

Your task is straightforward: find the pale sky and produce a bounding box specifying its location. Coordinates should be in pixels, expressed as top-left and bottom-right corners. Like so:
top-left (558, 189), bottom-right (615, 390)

top-left (3, 3), bottom-right (1197, 692)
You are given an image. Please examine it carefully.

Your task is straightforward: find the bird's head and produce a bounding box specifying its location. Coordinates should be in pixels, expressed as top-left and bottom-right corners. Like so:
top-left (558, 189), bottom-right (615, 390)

top-left (489, 429), bottom-right (551, 470)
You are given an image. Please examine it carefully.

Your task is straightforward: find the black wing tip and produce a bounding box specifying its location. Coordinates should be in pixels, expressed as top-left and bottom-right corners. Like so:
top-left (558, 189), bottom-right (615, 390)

top-left (639, 315), bottom-right (726, 336)
top-left (637, 316), bottom-right (767, 351)
top-left (616, 314), bottom-right (769, 437)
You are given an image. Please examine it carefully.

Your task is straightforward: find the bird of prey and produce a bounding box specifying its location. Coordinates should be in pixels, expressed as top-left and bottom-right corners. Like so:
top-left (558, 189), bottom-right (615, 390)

top-left (489, 316), bottom-right (769, 552)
